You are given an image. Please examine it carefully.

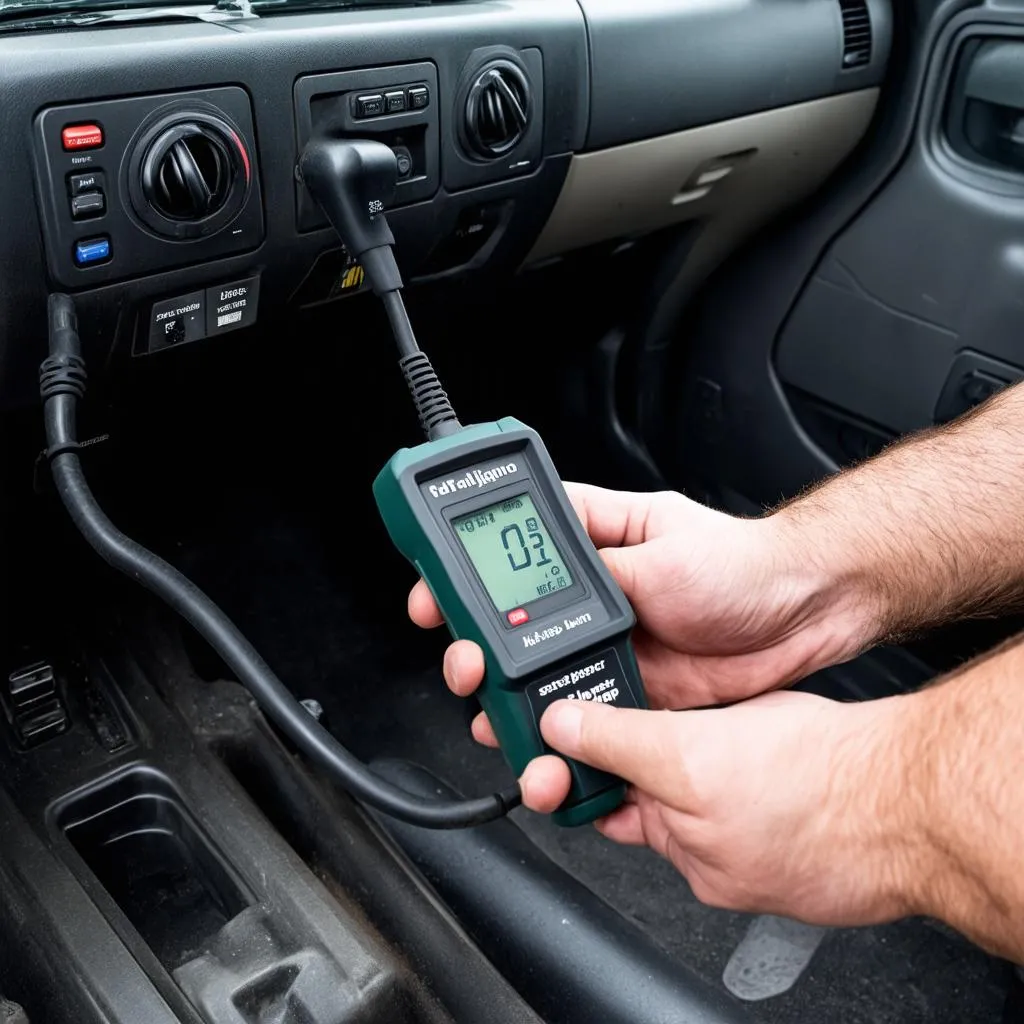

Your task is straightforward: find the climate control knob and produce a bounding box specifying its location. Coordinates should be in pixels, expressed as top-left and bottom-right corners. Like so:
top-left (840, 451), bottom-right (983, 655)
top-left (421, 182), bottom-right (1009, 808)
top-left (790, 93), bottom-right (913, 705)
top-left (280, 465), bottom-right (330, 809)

top-left (128, 108), bottom-right (251, 240)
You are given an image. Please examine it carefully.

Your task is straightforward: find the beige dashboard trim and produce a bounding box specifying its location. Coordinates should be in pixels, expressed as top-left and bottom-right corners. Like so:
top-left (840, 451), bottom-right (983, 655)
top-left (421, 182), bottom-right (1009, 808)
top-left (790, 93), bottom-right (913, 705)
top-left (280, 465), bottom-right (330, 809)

top-left (525, 88), bottom-right (879, 274)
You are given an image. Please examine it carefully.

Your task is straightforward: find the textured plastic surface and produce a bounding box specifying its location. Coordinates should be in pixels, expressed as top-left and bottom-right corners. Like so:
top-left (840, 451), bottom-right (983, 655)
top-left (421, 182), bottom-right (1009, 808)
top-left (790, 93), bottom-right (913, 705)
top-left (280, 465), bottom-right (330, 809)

top-left (578, 0), bottom-right (891, 150)
top-left (375, 759), bottom-right (752, 1024)
top-left (374, 418), bottom-right (647, 826)
top-left (777, 13), bottom-right (1024, 438)
top-left (644, 0), bottom-right (940, 513)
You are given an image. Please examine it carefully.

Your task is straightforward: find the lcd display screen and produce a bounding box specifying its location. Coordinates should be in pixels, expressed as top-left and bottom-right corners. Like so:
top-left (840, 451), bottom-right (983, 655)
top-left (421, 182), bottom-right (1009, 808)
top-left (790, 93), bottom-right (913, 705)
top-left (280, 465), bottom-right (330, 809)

top-left (451, 492), bottom-right (574, 613)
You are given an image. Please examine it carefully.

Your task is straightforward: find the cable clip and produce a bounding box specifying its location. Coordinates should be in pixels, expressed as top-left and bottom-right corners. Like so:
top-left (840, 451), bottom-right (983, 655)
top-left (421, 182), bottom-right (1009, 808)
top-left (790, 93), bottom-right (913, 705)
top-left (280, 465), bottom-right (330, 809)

top-left (33, 433), bottom-right (110, 494)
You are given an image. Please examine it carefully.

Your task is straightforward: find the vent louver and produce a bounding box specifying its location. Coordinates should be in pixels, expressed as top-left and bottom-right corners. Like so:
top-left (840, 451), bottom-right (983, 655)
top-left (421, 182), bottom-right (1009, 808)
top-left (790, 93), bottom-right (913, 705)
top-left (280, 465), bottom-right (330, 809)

top-left (839, 0), bottom-right (872, 69)
top-left (464, 61), bottom-right (531, 159)
top-left (142, 124), bottom-right (232, 221)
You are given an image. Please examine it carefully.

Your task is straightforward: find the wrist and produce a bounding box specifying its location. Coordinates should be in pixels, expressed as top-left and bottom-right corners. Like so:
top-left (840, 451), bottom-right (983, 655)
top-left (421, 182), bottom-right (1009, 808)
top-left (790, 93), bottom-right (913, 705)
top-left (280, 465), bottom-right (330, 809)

top-left (829, 694), bottom-right (937, 920)
top-left (759, 510), bottom-right (883, 668)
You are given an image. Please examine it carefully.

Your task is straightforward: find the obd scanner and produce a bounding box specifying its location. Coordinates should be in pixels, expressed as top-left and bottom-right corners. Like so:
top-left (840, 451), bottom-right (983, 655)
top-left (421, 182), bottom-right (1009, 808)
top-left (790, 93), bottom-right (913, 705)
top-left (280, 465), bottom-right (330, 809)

top-left (376, 420), bottom-right (647, 826)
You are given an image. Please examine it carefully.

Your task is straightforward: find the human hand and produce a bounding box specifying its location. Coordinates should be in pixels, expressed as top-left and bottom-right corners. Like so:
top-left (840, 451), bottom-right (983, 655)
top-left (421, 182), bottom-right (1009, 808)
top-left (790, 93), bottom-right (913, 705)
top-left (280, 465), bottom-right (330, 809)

top-left (408, 484), bottom-right (877, 742)
top-left (518, 690), bottom-right (923, 926)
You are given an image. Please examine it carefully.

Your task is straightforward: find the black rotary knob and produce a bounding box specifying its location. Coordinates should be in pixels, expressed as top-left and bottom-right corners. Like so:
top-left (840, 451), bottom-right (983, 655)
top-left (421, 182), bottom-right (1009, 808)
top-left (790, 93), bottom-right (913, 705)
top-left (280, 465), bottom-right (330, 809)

top-left (142, 123), bottom-right (232, 220)
top-left (129, 108), bottom-right (252, 240)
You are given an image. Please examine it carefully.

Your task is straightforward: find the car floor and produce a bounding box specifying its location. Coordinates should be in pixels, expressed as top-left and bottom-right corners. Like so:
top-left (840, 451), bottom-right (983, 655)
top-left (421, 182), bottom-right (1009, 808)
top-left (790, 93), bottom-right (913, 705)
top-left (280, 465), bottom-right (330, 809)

top-left (7, 319), bottom-right (1014, 1024)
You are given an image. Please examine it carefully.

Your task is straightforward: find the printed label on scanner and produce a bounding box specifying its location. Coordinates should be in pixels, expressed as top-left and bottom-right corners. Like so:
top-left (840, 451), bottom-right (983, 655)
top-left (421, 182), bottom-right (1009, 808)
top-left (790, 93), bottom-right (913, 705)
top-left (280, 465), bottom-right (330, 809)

top-left (526, 647), bottom-right (635, 724)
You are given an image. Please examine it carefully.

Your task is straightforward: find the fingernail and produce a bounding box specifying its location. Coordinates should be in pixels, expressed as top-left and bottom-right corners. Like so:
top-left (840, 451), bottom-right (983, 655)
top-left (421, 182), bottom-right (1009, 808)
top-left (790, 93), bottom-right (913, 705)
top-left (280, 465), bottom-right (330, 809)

top-left (517, 770), bottom-right (534, 806)
top-left (541, 700), bottom-right (584, 751)
top-left (443, 649), bottom-right (459, 690)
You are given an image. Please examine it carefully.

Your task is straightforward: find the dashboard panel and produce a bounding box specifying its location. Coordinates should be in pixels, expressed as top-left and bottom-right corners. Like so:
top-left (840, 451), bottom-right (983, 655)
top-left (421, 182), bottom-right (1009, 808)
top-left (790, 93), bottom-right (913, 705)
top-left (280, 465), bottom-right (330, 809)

top-left (0, 0), bottom-right (890, 407)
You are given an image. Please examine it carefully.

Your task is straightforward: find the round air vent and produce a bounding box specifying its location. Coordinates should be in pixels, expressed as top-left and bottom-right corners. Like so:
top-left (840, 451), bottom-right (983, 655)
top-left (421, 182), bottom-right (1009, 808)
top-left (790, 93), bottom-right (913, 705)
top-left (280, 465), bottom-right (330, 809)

top-left (142, 124), bottom-right (232, 220)
top-left (128, 109), bottom-right (251, 240)
top-left (464, 60), bottom-right (531, 159)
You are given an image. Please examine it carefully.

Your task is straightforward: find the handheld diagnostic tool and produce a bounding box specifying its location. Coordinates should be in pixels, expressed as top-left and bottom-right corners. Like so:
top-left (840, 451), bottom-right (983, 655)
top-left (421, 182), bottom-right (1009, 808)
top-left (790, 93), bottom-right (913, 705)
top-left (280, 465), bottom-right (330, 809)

top-left (375, 419), bottom-right (647, 826)
top-left (296, 136), bottom-right (648, 827)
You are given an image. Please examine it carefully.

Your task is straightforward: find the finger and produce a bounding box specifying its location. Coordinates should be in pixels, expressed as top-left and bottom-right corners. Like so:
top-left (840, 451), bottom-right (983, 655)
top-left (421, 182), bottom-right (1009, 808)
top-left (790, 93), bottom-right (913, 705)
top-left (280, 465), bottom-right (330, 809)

top-left (408, 579), bottom-right (444, 629)
top-left (563, 482), bottom-right (656, 548)
top-left (635, 635), bottom-right (824, 710)
top-left (540, 701), bottom-right (685, 805)
top-left (594, 803), bottom-right (647, 845)
top-left (442, 640), bottom-right (485, 697)
top-left (518, 755), bottom-right (572, 813)
top-left (470, 710), bottom-right (499, 748)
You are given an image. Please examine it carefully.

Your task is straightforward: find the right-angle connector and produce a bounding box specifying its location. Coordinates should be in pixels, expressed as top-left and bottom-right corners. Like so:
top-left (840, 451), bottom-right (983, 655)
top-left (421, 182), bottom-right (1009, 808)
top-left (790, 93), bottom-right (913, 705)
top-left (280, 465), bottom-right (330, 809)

top-left (298, 137), bottom-right (403, 295)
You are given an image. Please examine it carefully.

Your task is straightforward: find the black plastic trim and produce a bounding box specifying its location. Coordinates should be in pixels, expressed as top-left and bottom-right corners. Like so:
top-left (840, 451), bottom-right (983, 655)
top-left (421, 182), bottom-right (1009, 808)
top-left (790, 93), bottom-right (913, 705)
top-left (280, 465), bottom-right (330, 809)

top-left (579, 0), bottom-right (891, 150)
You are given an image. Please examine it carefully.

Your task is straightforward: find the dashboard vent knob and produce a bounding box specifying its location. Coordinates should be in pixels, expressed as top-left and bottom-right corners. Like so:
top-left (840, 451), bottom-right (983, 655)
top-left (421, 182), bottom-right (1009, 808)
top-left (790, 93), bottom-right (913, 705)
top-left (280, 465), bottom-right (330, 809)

top-left (129, 109), bottom-right (251, 240)
top-left (142, 124), bottom-right (232, 220)
top-left (464, 60), bottom-right (531, 159)
top-left (838, 0), bottom-right (872, 69)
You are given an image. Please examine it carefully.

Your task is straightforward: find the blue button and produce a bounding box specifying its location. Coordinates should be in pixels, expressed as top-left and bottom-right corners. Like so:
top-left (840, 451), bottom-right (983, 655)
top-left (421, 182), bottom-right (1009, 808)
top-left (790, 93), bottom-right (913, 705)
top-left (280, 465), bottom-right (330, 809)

top-left (74, 237), bottom-right (110, 266)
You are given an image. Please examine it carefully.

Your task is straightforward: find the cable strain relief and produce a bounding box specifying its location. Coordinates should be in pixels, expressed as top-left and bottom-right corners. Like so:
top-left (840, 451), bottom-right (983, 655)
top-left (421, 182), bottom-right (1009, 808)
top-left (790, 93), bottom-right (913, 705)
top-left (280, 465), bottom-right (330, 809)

top-left (496, 783), bottom-right (523, 814)
top-left (399, 351), bottom-right (461, 440)
top-left (361, 245), bottom-right (403, 296)
top-left (39, 351), bottom-right (87, 401)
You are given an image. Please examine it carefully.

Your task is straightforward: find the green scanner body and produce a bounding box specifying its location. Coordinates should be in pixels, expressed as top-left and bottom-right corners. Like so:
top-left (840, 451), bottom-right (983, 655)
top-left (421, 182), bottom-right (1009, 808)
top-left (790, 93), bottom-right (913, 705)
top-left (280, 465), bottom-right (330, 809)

top-left (373, 417), bottom-right (648, 827)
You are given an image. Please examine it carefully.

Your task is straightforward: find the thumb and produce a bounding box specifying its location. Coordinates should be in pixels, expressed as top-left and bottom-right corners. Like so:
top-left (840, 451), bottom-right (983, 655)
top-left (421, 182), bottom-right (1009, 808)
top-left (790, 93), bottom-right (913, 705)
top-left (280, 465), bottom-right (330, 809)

top-left (539, 701), bottom-right (684, 804)
top-left (597, 545), bottom-right (641, 600)
top-left (598, 535), bottom-right (675, 603)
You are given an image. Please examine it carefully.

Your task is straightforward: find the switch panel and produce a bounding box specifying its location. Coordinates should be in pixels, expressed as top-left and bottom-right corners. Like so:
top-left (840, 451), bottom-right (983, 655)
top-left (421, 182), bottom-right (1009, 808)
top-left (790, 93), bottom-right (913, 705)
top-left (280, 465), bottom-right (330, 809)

top-left (294, 63), bottom-right (439, 233)
top-left (33, 87), bottom-right (263, 288)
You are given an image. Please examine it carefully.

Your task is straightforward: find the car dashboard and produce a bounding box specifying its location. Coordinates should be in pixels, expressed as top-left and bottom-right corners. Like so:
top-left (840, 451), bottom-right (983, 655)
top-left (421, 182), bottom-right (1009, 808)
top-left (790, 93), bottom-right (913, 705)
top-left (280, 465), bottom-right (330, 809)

top-left (0, 0), bottom-right (889, 407)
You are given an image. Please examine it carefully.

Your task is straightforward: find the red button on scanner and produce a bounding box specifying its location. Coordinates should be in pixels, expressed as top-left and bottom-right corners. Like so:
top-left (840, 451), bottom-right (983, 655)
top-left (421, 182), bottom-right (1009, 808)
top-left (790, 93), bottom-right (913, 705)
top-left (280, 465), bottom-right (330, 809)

top-left (62, 124), bottom-right (104, 151)
top-left (507, 608), bottom-right (529, 627)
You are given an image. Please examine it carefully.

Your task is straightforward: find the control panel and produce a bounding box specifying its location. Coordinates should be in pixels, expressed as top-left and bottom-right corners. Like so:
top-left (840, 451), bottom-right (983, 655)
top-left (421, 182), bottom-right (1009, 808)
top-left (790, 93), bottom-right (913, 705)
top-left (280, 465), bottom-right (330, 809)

top-left (294, 63), bottom-right (441, 233)
top-left (33, 87), bottom-right (263, 288)
top-left (143, 275), bottom-right (260, 354)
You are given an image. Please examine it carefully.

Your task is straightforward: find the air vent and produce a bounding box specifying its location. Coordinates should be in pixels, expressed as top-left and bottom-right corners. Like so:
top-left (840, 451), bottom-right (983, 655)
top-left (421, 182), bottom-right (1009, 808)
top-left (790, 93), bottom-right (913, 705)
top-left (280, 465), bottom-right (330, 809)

top-left (839, 0), bottom-right (872, 69)
top-left (464, 60), bottom-right (531, 159)
top-left (143, 124), bottom-right (232, 220)
top-left (130, 109), bottom-right (251, 240)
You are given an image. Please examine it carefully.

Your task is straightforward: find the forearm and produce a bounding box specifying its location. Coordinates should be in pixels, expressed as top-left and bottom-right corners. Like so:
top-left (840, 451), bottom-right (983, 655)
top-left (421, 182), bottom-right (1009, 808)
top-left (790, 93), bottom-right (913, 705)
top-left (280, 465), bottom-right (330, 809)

top-left (885, 636), bottom-right (1024, 960)
top-left (771, 383), bottom-right (1024, 643)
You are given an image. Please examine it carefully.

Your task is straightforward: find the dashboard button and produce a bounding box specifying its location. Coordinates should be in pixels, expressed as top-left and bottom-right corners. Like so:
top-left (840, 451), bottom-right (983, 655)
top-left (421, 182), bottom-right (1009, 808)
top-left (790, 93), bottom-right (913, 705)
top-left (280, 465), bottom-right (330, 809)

top-left (74, 237), bottom-right (110, 266)
top-left (355, 94), bottom-right (384, 118)
top-left (385, 90), bottom-right (407, 114)
top-left (393, 145), bottom-right (413, 178)
top-left (68, 171), bottom-right (103, 196)
top-left (70, 191), bottom-right (105, 220)
top-left (62, 123), bottom-right (104, 150)
top-left (407, 86), bottom-right (429, 110)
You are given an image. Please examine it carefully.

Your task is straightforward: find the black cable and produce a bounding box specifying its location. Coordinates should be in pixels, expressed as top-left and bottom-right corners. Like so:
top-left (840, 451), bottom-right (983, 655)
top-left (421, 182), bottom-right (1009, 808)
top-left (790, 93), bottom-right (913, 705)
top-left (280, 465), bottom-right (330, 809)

top-left (41, 294), bottom-right (520, 829)
top-left (381, 289), bottom-right (462, 441)
top-left (381, 287), bottom-right (419, 360)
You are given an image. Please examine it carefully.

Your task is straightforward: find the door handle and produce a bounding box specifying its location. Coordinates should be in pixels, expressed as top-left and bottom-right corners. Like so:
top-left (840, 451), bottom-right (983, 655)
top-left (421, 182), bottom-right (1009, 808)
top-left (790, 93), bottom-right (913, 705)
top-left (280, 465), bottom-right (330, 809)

top-left (964, 40), bottom-right (1024, 110)
top-left (953, 40), bottom-right (1024, 173)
